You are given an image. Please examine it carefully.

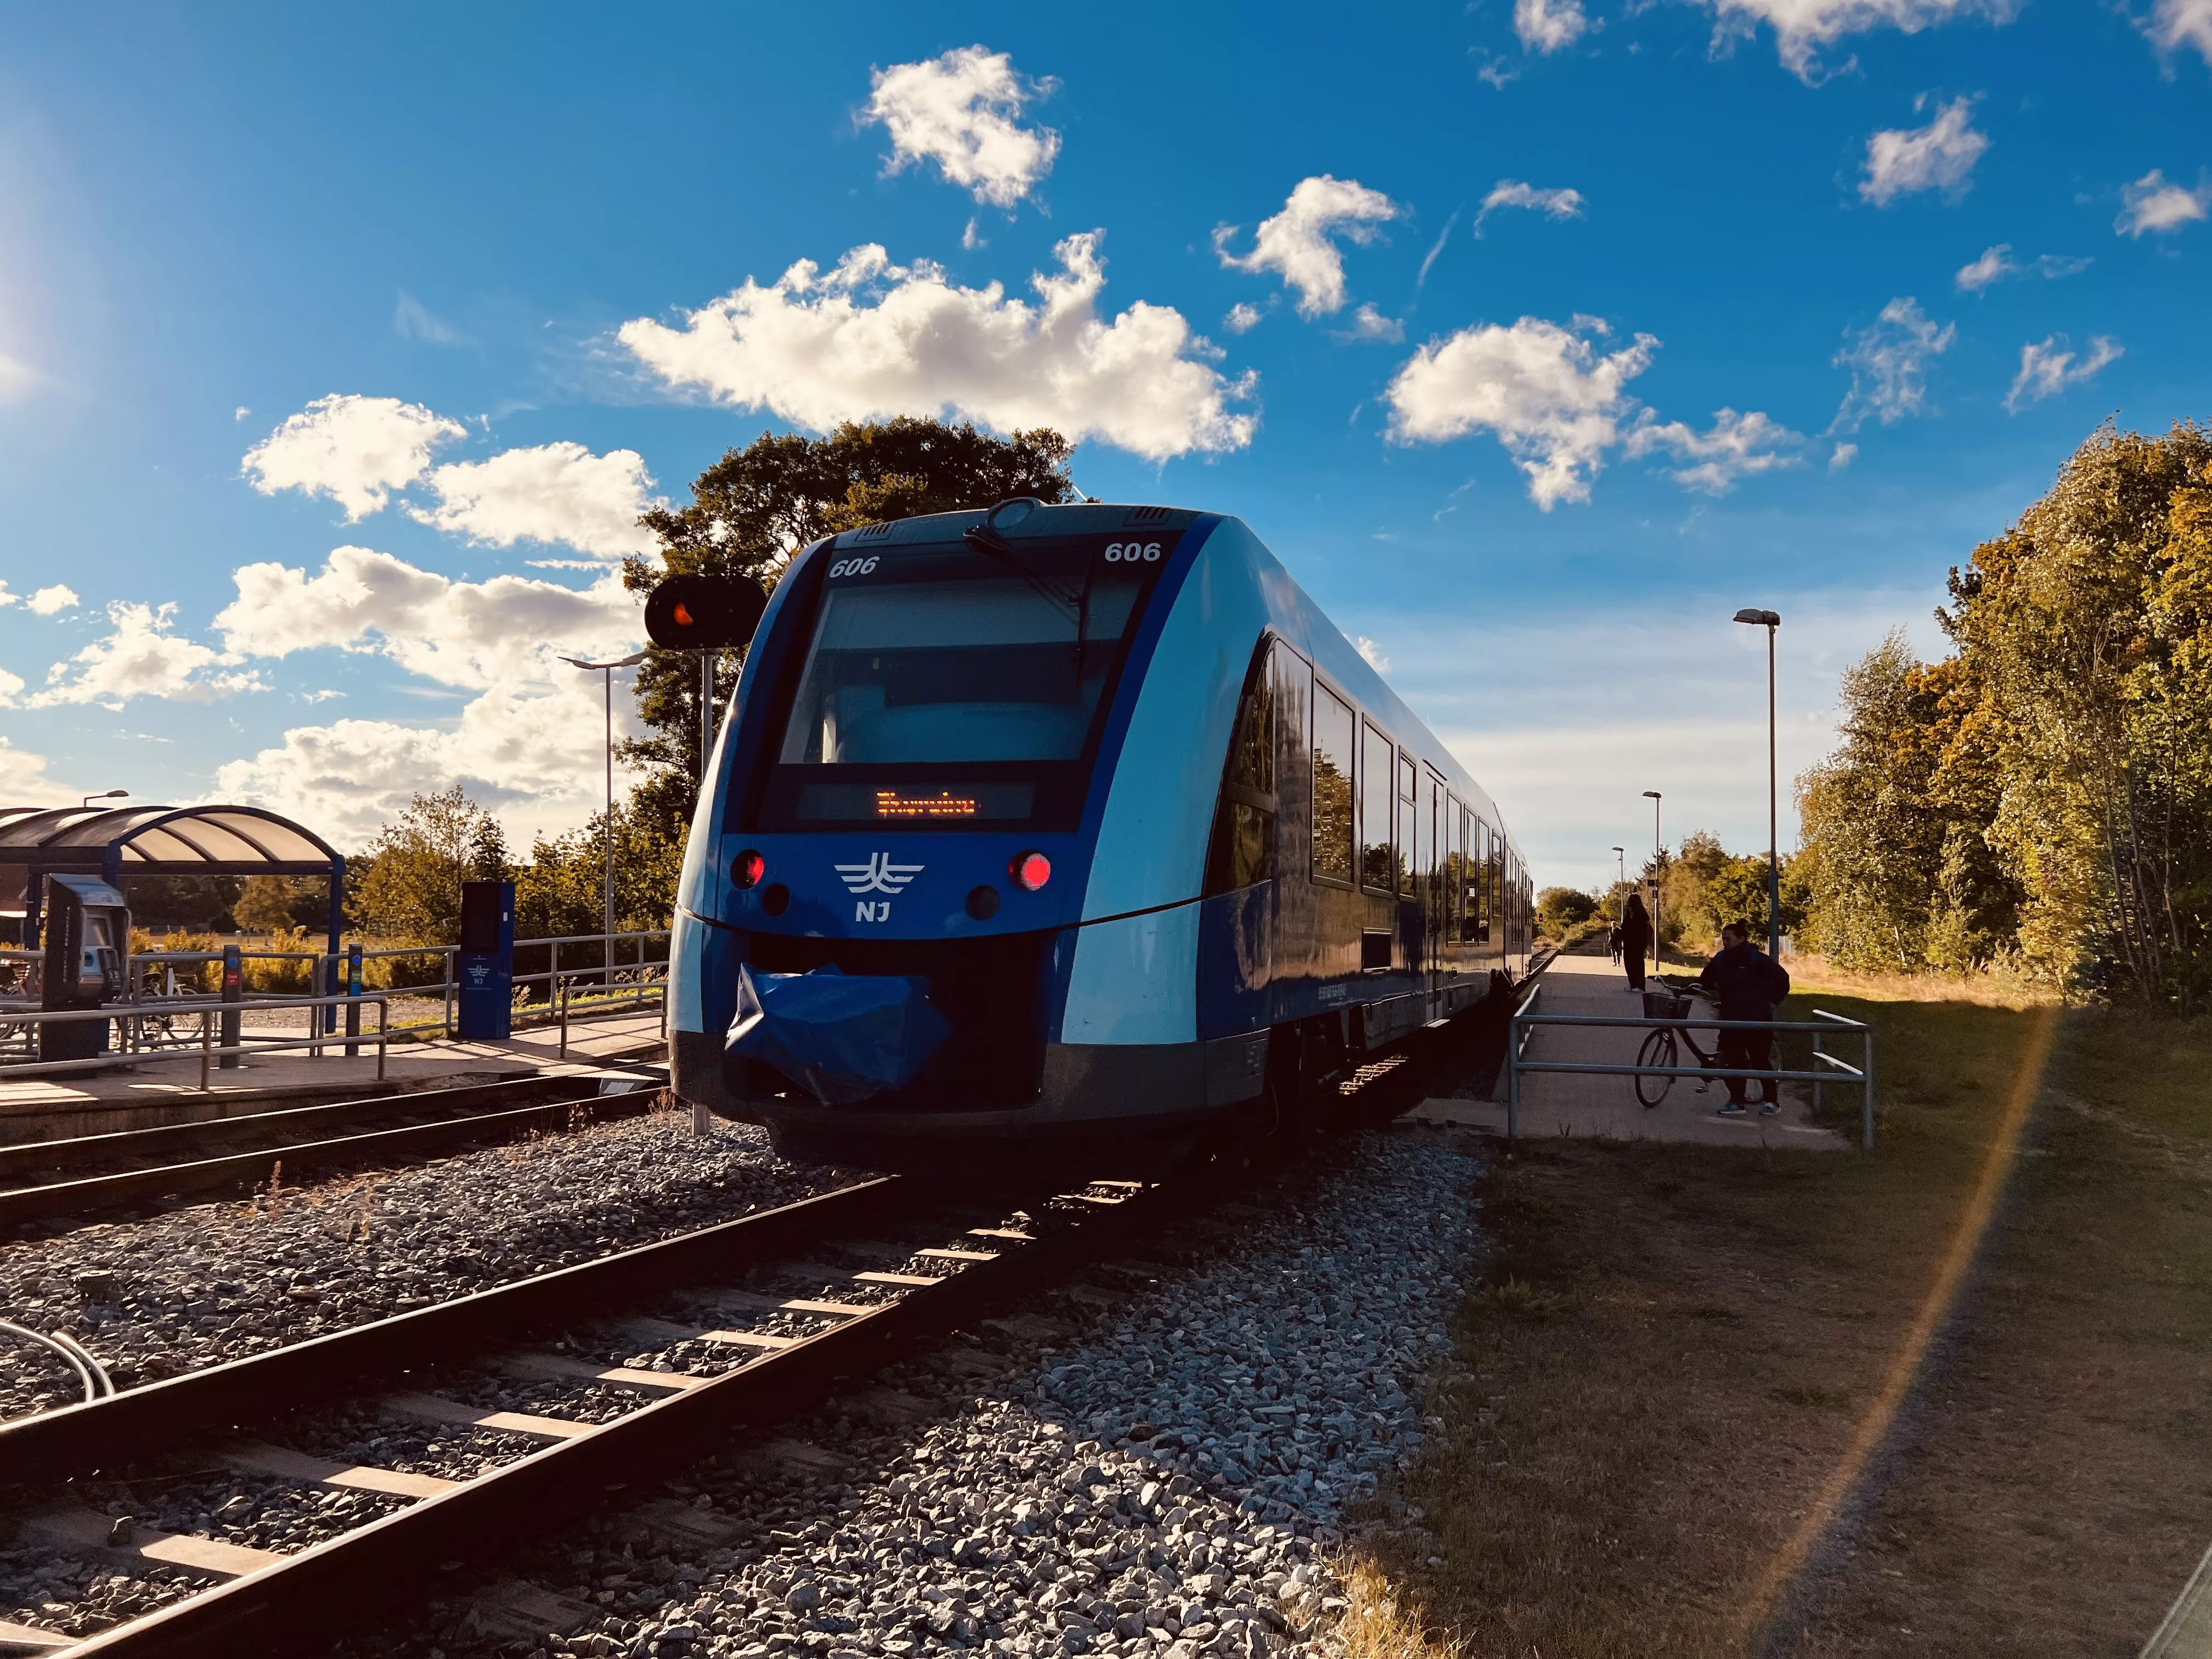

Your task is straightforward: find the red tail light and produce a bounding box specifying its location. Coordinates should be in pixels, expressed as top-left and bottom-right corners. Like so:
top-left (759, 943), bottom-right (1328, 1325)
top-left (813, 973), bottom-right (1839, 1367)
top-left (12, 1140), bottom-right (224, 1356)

top-left (735, 850), bottom-right (765, 888)
top-left (1011, 851), bottom-right (1051, 891)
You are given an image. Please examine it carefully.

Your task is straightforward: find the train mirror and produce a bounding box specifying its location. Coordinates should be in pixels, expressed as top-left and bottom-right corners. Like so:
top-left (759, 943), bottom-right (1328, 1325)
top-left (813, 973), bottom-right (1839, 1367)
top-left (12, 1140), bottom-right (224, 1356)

top-left (645, 574), bottom-right (769, 651)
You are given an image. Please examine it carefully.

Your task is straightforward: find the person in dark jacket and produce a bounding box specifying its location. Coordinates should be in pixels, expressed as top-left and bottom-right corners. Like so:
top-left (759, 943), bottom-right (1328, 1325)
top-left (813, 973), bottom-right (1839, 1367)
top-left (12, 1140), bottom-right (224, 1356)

top-left (1619, 891), bottom-right (1654, 991)
top-left (1699, 921), bottom-right (1791, 1115)
top-left (1607, 923), bottom-right (1624, 965)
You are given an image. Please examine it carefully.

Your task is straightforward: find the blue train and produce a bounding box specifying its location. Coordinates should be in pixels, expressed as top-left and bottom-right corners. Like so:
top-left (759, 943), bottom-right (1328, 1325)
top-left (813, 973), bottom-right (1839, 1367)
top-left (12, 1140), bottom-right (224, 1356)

top-left (667, 497), bottom-right (1533, 1172)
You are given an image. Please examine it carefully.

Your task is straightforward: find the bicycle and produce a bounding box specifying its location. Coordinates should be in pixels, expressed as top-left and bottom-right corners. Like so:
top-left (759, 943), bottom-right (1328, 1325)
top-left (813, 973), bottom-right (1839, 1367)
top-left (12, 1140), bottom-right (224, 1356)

top-left (1633, 976), bottom-right (1720, 1108)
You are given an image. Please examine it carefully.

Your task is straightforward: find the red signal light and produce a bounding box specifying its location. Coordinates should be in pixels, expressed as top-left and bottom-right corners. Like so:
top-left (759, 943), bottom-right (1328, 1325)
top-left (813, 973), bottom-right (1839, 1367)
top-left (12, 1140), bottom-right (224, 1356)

top-left (1011, 851), bottom-right (1051, 891)
top-left (735, 850), bottom-right (765, 888)
top-left (673, 600), bottom-right (696, 627)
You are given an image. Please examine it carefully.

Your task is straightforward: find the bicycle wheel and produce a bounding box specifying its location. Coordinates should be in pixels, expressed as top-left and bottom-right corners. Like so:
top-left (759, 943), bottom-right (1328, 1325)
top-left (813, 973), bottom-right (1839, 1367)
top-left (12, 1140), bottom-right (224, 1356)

top-left (1635, 1028), bottom-right (1677, 1108)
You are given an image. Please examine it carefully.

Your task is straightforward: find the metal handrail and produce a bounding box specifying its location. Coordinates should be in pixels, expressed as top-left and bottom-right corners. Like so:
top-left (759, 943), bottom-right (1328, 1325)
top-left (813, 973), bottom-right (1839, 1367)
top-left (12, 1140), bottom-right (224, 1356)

top-left (1505, 1002), bottom-right (1878, 1150)
top-left (0, 992), bottom-right (391, 1090)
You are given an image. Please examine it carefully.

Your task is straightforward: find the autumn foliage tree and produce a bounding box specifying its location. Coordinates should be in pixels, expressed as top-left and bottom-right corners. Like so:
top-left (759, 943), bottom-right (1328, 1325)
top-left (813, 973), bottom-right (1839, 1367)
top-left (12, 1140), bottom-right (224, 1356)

top-left (1798, 420), bottom-right (2212, 1005)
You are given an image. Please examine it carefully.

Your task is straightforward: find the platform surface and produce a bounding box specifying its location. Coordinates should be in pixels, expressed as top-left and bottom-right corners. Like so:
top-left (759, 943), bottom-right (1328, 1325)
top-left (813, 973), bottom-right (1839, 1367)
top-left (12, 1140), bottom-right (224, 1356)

top-left (1409, 949), bottom-right (1849, 1148)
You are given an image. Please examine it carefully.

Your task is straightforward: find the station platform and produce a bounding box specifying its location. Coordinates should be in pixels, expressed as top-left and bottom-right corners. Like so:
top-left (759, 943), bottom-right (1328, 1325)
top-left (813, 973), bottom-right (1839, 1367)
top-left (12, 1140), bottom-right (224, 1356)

top-left (0, 1010), bottom-right (667, 1143)
top-left (1408, 948), bottom-right (1847, 1148)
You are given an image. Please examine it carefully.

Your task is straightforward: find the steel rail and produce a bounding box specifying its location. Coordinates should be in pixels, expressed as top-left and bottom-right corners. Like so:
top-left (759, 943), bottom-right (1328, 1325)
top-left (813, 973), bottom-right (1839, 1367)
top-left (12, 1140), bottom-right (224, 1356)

top-left (0, 1177), bottom-right (911, 1483)
top-left (12, 1174), bottom-right (1163, 1658)
top-left (0, 1085), bottom-right (660, 1228)
top-left (0, 1075), bottom-right (603, 1187)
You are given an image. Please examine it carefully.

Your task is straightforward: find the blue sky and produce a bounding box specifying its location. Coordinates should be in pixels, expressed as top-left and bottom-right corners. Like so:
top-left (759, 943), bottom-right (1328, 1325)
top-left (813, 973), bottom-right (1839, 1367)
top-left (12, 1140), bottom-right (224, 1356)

top-left (0, 1), bottom-right (2203, 890)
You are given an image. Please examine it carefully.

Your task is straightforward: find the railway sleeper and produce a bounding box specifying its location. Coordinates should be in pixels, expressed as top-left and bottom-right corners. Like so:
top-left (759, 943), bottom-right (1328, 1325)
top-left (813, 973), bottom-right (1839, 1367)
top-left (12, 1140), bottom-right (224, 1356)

top-left (1, 1175), bottom-right (1165, 1657)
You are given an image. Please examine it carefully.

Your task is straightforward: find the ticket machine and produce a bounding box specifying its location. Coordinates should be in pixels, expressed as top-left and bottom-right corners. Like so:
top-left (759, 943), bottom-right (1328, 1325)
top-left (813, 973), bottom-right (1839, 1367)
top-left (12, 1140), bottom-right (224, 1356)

top-left (40, 874), bottom-right (128, 1063)
top-left (456, 879), bottom-right (515, 1041)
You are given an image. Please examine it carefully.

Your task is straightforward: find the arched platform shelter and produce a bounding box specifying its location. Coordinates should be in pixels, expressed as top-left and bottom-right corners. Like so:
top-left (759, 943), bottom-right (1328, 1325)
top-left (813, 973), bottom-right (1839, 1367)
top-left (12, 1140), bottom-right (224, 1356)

top-left (0, 805), bottom-right (344, 989)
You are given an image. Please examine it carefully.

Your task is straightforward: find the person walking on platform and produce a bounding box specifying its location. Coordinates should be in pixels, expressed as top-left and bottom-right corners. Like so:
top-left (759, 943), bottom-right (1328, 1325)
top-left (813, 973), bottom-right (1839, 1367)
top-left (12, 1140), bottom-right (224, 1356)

top-left (1607, 921), bottom-right (1624, 965)
top-left (1700, 921), bottom-right (1791, 1117)
top-left (1619, 891), bottom-right (1654, 991)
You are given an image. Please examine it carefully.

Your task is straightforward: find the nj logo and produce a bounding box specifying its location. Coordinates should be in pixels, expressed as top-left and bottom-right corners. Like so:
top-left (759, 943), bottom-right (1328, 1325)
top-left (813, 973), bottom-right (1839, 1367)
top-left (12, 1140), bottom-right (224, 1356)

top-left (835, 853), bottom-right (923, 896)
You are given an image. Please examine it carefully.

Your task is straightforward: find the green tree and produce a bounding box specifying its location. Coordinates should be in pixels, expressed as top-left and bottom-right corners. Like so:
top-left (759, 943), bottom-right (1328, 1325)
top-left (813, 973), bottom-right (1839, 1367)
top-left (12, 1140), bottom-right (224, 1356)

top-left (353, 787), bottom-right (501, 944)
top-left (1942, 420), bottom-right (2212, 1000)
top-left (1537, 887), bottom-right (1597, 936)
top-left (233, 875), bottom-right (326, 935)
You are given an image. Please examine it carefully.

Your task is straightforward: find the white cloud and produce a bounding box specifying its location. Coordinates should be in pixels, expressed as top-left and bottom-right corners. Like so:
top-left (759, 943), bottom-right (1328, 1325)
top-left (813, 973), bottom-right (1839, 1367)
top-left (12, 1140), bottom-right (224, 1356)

top-left (1222, 302), bottom-right (1265, 335)
top-left (1955, 244), bottom-right (2093, 291)
top-left (1832, 297), bottom-right (1954, 432)
top-left (1515, 0), bottom-right (1592, 52)
top-left (2004, 334), bottom-right (2123, 413)
top-left (215, 546), bottom-right (641, 691)
top-left (394, 291), bottom-right (465, 346)
top-left (0, 663), bottom-right (20, 701)
top-left (0, 736), bottom-right (70, 805)
top-left (215, 674), bottom-right (645, 851)
top-left (2141, 0), bottom-right (2212, 67)
top-left (234, 405), bottom-right (250, 421)
top-left (1355, 636), bottom-right (1392, 673)
top-left (409, 443), bottom-right (664, 561)
top-left (1624, 408), bottom-right (1807, 494)
top-left (1214, 176), bottom-right (1403, 319)
top-left (2115, 170), bottom-right (2210, 237)
top-left (862, 46), bottom-right (1060, 208)
top-left (619, 235), bottom-right (1254, 462)
top-left (1474, 180), bottom-right (1587, 236)
top-left (26, 584), bottom-right (77, 616)
top-left (1830, 442), bottom-right (1858, 470)
top-left (1336, 304), bottom-right (1405, 344)
top-left (962, 218), bottom-right (984, 251)
top-left (27, 602), bottom-right (267, 708)
top-left (1699, 0), bottom-right (2017, 81)
top-left (1859, 97), bottom-right (1988, 207)
top-left (241, 394), bottom-right (468, 521)
top-left (1384, 316), bottom-right (1657, 509)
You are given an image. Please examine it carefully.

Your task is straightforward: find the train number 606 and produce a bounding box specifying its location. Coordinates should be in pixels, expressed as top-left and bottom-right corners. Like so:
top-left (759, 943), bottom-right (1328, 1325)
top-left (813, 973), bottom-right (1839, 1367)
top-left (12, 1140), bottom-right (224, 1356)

top-left (1103, 543), bottom-right (1163, 563)
top-left (826, 556), bottom-right (880, 578)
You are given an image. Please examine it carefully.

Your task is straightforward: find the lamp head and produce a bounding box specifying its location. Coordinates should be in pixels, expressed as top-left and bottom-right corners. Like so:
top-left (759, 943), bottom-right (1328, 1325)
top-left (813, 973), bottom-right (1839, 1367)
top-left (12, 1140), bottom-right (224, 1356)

top-left (1734, 607), bottom-right (1782, 627)
top-left (1643, 791), bottom-right (1661, 800)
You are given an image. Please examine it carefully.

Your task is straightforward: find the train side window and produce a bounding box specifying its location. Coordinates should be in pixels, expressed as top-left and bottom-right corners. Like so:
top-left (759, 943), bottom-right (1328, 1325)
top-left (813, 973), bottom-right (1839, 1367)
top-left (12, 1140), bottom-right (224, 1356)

top-left (1447, 797), bottom-right (1467, 943)
top-left (1311, 680), bottom-right (1356, 886)
top-left (1425, 773), bottom-right (1446, 939)
top-left (1204, 641), bottom-right (1278, 895)
top-left (1359, 723), bottom-right (1396, 893)
top-left (1476, 820), bottom-right (1494, 943)
top-left (1394, 752), bottom-right (1418, 897)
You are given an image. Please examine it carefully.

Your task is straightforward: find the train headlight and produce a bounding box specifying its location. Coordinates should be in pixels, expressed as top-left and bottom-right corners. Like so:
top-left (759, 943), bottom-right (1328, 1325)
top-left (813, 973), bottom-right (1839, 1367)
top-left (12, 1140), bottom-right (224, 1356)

top-left (735, 850), bottom-right (765, 888)
top-left (1010, 851), bottom-right (1051, 892)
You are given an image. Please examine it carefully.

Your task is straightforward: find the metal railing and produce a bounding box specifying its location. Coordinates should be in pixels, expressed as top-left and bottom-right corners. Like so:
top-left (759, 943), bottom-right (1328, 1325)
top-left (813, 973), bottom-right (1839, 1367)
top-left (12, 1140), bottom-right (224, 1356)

top-left (0, 929), bottom-right (667, 1071)
top-left (1505, 995), bottom-right (1877, 1149)
top-left (0, 993), bottom-right (391, 1090)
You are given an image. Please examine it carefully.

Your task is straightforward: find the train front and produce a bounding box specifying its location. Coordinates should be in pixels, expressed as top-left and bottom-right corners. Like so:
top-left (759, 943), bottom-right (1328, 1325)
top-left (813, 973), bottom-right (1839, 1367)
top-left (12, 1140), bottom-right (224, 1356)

top-left (667, 499), bottom-right (1235, 1175)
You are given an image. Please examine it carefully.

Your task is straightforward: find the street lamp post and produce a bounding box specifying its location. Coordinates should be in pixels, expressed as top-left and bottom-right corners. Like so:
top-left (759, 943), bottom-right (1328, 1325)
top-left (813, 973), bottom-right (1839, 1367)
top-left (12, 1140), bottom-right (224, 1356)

top-left (1612, 846), bottom-right (1626, 889)
top-left (1641, 792), bottom-right (1662, 963)
top-left (1733, 608), bottom-right (1784, 950)
top-left (562, 650), bottom-right (650, 988)
top-left (81, 789), bottom-right (126, 809)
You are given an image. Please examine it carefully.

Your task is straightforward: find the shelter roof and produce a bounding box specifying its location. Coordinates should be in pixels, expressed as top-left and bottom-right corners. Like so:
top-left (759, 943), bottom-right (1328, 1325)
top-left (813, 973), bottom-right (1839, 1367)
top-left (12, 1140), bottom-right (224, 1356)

top-left (0, 805), bottom-right (340, 877)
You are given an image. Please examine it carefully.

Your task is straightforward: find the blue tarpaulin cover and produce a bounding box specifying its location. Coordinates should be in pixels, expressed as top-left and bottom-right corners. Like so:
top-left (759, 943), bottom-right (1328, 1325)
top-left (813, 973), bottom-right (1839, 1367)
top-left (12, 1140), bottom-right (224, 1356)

top-left (723, 963), bottom-right (950, 1105)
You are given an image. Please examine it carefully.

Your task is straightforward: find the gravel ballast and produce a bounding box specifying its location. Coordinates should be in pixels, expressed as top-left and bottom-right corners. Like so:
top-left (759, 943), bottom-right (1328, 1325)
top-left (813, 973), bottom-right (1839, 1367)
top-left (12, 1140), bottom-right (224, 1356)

top-left (0, 1108), bottom-right (857, 1423)
top-left (385, 1131), bottom-right (1482, 1659)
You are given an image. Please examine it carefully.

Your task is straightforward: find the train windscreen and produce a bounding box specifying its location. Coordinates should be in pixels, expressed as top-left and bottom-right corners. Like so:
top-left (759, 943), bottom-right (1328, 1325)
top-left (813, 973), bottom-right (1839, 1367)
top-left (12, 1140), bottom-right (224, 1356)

top-left (757, 534), bottom-right (1175, 831)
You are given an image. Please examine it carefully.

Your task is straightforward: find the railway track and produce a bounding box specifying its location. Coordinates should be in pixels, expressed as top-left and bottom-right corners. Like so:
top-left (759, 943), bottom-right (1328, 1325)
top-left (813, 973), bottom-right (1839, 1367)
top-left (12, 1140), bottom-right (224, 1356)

top-left (0, 1171), bottom-right (1169, 1658)
top-left (0, 1073), bottom-right (665, 1231)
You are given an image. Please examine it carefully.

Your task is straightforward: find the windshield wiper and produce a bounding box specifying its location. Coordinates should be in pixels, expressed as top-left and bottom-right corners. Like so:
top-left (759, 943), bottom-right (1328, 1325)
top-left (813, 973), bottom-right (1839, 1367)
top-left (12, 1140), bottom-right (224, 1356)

top-left (963, 523), bottom-right (1084, 616)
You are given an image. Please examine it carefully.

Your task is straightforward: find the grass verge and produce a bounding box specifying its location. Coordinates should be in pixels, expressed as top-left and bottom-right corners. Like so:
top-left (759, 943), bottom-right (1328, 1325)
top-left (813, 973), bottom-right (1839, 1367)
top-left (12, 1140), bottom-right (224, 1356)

top-left (1344, 962), bottom-right (2212, 1657)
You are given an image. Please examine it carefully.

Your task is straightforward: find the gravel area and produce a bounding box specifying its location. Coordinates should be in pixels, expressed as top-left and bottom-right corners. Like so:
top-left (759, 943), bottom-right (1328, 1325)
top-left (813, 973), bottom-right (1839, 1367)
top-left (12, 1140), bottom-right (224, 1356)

top-left (365, 1130), bottom-right (1482, 1659)
top-left (0, 1109), bottom-right (862, 1423)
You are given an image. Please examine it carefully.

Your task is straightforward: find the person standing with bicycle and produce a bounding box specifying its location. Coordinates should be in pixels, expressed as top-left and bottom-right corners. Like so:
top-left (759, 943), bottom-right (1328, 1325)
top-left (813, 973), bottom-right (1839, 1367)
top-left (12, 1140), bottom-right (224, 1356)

top-left (1699, 921), bottom-right (1790, 1116)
